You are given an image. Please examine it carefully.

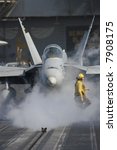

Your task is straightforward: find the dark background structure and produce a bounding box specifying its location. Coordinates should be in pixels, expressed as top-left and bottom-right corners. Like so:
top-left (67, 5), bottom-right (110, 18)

top-left (0, 0), bottom-right (100, 64)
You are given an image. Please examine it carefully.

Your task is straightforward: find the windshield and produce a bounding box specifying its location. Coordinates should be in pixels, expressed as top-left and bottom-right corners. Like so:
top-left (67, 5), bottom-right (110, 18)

top-left (43, 44), bottom-right (63, 61)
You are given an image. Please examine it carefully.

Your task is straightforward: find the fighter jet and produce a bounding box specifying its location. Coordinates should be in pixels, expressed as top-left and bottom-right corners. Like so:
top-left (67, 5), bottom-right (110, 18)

top-left (18, 18), bottom-right (99, 86)
top-left (0, 18), bottom-right (99, 98)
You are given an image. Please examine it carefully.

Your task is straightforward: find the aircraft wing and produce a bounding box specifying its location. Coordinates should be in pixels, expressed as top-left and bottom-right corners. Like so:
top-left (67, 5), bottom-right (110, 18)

top-left (64, 63), bottom-right (100, 74)
top-left (0, 66), bottom-right (25, 77)
top-left (86, 65), bottom-right (100, 74)
top-left (0, 65), bottom-right (41, 77)
top-left (64, 63), bottom-right (87, 71)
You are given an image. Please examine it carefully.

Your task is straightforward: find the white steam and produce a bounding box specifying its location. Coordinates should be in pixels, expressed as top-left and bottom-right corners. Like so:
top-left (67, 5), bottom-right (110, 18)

top-left (83, 47), bottom-right (100, 66)
top-left (6, 76), bottom-right (99, 131)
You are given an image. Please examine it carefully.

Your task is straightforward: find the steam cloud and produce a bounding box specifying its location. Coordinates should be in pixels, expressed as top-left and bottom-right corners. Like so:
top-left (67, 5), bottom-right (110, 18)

top-left (3, 71), bottom-right (99, 131)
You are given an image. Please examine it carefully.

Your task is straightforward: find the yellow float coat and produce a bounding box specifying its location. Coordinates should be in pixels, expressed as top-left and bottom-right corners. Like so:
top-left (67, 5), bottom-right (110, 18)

top-left (75, 80), bottom-right (86, 98)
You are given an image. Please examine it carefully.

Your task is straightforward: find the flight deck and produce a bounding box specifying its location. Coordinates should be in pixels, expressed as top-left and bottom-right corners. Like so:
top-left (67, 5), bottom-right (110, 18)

top-left (0, 120), bottom-right (100, 150)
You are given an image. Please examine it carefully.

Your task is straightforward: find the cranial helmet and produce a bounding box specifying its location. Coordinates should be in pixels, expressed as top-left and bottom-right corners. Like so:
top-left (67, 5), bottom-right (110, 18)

top-left (78, 73), bottom-right (84, 79)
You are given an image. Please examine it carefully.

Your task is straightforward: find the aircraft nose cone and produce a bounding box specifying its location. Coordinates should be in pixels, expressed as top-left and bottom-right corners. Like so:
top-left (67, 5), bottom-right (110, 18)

top-left (48, 77), bottom-right (57, 86)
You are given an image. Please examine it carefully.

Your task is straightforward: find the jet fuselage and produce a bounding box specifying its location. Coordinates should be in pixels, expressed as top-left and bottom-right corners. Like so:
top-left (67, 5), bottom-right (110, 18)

top-left (41, 44), bottom-right (66, 86)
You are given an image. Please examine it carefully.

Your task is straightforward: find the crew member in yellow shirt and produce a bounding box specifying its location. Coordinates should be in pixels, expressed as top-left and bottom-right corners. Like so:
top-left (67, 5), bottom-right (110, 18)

top-left (75, 73), bottom-right (90, 104)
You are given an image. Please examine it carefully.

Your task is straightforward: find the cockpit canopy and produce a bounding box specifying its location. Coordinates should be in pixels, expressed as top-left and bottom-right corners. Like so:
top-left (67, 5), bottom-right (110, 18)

top-left (42, 44), bottom-right (63, 61)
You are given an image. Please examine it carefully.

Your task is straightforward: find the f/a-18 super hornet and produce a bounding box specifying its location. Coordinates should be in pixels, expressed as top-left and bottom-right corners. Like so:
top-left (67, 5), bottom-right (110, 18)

top-left (0, 17), bottom-right (99, 99)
